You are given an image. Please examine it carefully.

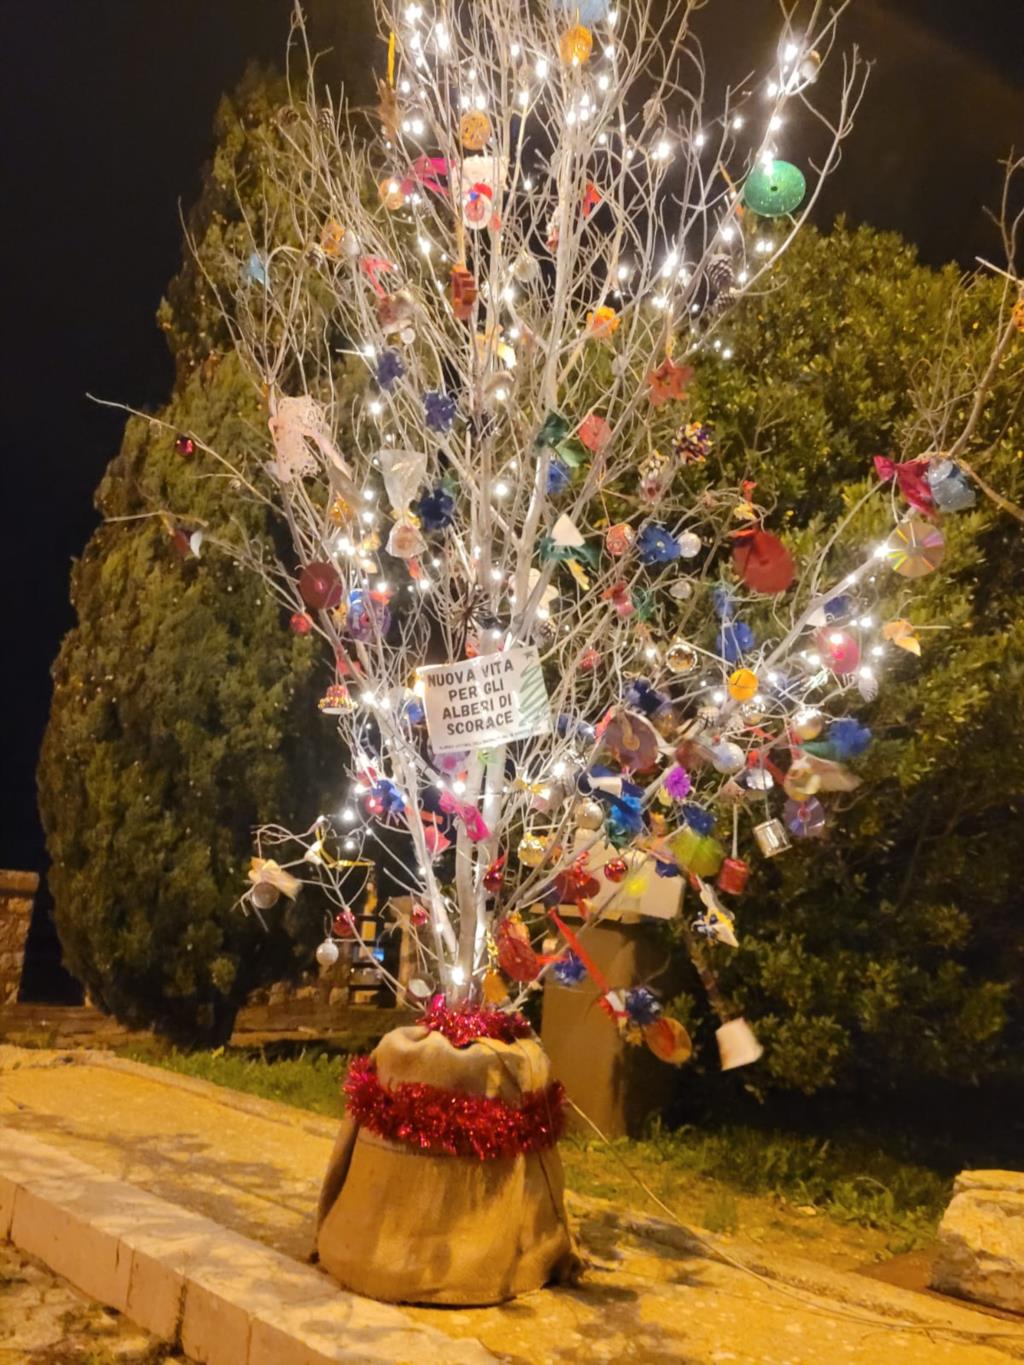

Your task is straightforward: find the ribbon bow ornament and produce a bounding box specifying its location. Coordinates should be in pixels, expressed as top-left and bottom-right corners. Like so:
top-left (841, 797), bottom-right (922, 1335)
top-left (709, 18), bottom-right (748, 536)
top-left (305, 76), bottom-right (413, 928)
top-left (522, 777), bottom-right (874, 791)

top-left (438, 790), bottom-right (492, 842)
top-left (873, 455), bottom-right (935, 519)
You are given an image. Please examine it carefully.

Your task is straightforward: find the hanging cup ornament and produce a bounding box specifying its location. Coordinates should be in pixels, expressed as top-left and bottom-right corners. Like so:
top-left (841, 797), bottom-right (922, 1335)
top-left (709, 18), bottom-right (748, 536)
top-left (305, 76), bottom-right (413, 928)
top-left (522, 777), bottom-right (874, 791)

top-left (753, 818), bottom-right (791, 857)
top-left (716, 1017), bottom-right (764, 1071)
top-left (717, 856), bottom-right (750, 896)
top-left (318, 684), bottom-right (353, 715)
top-left (927, 458), bottom-right (976, 513)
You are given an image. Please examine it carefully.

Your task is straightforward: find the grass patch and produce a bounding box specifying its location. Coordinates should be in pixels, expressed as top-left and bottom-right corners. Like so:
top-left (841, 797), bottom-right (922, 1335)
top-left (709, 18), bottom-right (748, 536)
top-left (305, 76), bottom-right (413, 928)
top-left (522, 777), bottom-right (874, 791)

top-left (123, 1045), bottom-right (950, 1245)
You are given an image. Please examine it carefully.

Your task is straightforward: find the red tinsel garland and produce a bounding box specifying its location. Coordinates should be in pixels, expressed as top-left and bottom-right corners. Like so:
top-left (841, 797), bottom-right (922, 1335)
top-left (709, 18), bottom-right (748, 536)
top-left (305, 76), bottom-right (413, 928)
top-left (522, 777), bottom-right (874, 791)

top-left (344, 1055), bottom-right (566, 1160)
top-left (419, 996), bottom-right (531, 1048)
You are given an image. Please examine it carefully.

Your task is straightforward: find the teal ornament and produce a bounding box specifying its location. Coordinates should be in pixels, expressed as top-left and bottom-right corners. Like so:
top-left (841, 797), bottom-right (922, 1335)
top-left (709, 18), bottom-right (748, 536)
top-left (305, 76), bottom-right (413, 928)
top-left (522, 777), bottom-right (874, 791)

top-left (742, 160), bottom-right (806, 217)
top-left (536, 413), bottom-right (570, 449)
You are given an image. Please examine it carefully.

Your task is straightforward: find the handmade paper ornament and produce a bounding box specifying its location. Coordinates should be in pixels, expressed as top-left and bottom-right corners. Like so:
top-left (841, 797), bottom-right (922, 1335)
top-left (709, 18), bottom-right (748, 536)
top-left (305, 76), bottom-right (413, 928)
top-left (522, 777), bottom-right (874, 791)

top-left (578, 413), bottom-right (612, 452)
top-left (602, 523), bottom-right (633, 562)
top-left (716, 856), bottom-right (750, 895)
top-left (459, 110), bottom-right (492, 150)
top-left (376, 349), bottom-right (405, 390)
top-left (378, 176), bottom-right (406, 210)
top-left (647, 357), bottom-right (693, 406)
top-left (785, 796), bottom-right (827, 838)
top-left (927, 458), bottom-right (976, 512)
top-left (742, 159), bottom-right (806, 216)
top-left (752, 818), bottom-right (790, 857)
top-left (299, 561), bottom-right (344, 612)
top-left (727, 667), bottom-right (758, 702)
top-left (693, 898), bottom-right (738, 948)
top-left (665, 639), bottom-right (698, 674)
top-left (380, 446), bottom-right (428, 518)
top-left (459, 154), bottom-right (508, 231)
top-left (424, 390), bottom-right (457, 433)
top-left (783, 758), bottom-right (821, 801)
top-left (269, 395), bottom-right (330, 483)
top-left (560, 24), bottom-right (593, 64)
top-left (320, 219), bottom-right (346, 257)
top-left (882, 618), bottom-right (921, 655)
top-left (643, 1017), bottom-right (693, 1065)
top-left (716, 1017), bottom-right (764, 1071)
top-left (672, 420), bottom-right (713, 464)
top-left (817, 628), bottom-right (860, 675)
top-left (316, 939), bottom-right (341, 968)
top-left (449, 265), bottom-right (478, 320)
top-left (733, 529), bottom-right (795, 594)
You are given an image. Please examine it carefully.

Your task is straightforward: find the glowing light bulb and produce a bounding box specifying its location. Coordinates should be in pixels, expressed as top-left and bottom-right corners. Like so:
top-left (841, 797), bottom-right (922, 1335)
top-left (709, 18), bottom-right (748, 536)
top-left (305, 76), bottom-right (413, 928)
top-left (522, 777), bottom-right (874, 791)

top-left (732, 115), bottom-right (744, 130)
top-left (784, 41), bottom-right (800, 63)
top-left (768, 114), bottom-right (783, 131)
top-left (535, 57), bottom-right (548, 78)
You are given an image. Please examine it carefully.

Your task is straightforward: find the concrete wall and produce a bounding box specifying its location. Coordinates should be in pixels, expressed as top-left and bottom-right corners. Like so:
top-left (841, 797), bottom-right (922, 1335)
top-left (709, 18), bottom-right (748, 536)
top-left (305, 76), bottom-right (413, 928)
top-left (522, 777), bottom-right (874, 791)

top-left (0, 870), bottom-right (38, 1008)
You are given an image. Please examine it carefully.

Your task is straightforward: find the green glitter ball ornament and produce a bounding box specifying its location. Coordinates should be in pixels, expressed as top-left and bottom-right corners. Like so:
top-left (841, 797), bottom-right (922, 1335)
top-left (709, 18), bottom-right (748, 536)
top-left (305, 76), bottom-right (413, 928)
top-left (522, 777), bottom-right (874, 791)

top-left (742, 160), bottom-right (806, 216)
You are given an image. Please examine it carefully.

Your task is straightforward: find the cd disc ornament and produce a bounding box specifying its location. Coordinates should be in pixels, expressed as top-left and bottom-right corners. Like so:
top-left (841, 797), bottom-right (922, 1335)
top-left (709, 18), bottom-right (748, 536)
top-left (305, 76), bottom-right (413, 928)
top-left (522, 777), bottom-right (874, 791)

top-left (886, 517), bottom-right (946, 577)
top-left (743, 159), bottom-right (807, 216)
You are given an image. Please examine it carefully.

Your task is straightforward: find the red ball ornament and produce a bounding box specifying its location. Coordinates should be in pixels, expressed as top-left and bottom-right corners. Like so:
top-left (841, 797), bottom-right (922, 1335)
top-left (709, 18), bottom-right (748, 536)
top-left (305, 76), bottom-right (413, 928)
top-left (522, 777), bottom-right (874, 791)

top-left (603, 857), bottom-right (629, 883)
top-left (817, 627), bottom-right (860, 676)
top-left (483, 856), bottom-right (506, 894)
top-left (289, 611), bottom-right (313, 635)
top-left (174, 433), bottom-right (196, 458)
top-left (299, 561), bottom-right (344, 611)
top-left (732, 529), bottom-right (795, 594)
top-left (332, 912), bottom-right (356, 939)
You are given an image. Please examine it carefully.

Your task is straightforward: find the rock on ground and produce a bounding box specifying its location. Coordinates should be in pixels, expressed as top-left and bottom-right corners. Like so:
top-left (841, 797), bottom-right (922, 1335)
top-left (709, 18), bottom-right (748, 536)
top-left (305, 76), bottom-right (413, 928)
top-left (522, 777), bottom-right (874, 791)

top-left (932, 1169), bottom-right (1024, 1314)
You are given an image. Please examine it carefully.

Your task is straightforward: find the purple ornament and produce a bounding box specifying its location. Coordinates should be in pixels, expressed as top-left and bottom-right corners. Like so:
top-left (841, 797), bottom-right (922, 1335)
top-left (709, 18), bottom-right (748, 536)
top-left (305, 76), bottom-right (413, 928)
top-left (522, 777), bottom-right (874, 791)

top-left (424, 390), bottom-right (457, 432)
top-left (376, 349), bottom-right (405, 391)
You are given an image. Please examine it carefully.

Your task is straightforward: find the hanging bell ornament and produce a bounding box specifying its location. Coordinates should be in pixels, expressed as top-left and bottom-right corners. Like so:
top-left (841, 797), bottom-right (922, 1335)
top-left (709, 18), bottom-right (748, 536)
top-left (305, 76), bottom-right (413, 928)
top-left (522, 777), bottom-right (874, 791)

top-left (716, 857), bottom-right (750, 896)
top-left (517, 834), bottom-right (548, 868)
top-left (753, 818), bottom-right (791, 858)
top-left (315, 939), bottom-right (340, 968)
top-left (574, 799), bottom-right (605, 832)
top-left (665, 639), bottom-right (698, 674)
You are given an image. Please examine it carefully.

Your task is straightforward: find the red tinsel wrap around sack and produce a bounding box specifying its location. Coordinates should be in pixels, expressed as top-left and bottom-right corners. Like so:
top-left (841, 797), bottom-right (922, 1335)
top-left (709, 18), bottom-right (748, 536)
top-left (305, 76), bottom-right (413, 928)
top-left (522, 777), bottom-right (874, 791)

top-left (316, 1018), bottom-right (580, 1305)
top-left (344, 1055), bottom-right (566, 1160)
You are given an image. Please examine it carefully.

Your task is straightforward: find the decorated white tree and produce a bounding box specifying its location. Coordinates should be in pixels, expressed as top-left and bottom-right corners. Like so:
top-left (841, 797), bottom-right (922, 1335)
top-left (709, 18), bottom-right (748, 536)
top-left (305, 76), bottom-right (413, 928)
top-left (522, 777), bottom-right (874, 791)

top-left (122, 0), bottom-right (1024, 1306)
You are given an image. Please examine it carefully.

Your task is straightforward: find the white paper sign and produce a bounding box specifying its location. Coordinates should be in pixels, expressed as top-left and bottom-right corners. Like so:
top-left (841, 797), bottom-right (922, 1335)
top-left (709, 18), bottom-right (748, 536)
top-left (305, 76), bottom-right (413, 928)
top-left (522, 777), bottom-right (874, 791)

top-left (419, 647), bottom-right (550, 755)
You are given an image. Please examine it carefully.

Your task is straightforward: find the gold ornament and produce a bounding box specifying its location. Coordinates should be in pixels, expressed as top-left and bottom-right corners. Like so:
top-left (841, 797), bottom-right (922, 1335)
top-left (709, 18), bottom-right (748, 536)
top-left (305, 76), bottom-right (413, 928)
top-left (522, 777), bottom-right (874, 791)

top-left (328, 495), bottom-right (354, 528)
top-left (560, 25), bottom-right (593, 65)
top-left (459, 110), bottom-right (492, 150)
top-left (727, 667), bottom-right (758, 702)
top-left (517, 834), bottom-right (548, 868)
top-left (791, 707), bottom-right (824, 741)
top-left (575, 799), bottom-right (605, 831)
top-left (665, 639), bottom-right (698, 674)
top-left (378, 176), bottom-right (405, 211)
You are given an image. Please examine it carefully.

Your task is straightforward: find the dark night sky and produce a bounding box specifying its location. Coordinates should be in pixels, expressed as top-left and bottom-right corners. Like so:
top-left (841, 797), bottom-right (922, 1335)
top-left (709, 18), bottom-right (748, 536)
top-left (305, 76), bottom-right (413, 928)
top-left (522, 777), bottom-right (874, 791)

top-left (1, 1), bottom-right (1022, 877)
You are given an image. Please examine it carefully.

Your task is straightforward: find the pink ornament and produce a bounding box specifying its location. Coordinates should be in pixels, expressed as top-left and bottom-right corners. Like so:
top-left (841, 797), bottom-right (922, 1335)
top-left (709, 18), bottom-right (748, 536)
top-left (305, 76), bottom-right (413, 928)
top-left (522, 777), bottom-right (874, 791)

top-left (817, 627), bottom-right (860, 676)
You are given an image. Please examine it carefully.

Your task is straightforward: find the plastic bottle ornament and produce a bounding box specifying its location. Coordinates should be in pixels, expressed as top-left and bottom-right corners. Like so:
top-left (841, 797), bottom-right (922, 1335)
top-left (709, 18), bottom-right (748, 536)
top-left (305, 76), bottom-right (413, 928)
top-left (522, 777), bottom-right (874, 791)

top-left (250, 881), bottom-right (281, 911)
top-left (785, 796), bottom-right (827, 838)
top-left (710, 741), bottom-right (745, 776)
top-left (716, 857), bottom-right (750, 896)
top-left (818, 628), bottom-right (860, 676)
top-left (742, 159), bottom-right (806, 216)
top-left (677, 531), bottom-right (702, 559)
top-left (559, 24), bottom-right (593, 65)
top-left (574, 799), bottom-right (605, 831)
top-left (783, 759), bottom-right (821, 801)
top-left (315, 939), bottom-right (340, 968)
top-left (299, 562), bottom-right (344, 612)
top-left (716, 1017), bottom-right (764, 1071)
top-left (174, 433), bottom-right (195, 458)
top-left (792, 707), bottom-right (824, 741)
top-left (665, 639), bottom-right (698, 675)
top-left (670, 827), bottom-right (725, 878)
top-left (459, 110), bottom-right (492, 150)
top-left (378, 176), bottom-right (405, 210)
top-left (727, 668), bottom-right (758, 702)
top-left (885, 517), bottom-right (945, 578)
top-left (517, 834), bottom-right (548, 868)
top-left (603, 857), bottom-right (628, 883)
top-left (289, 611), bottom-right (313, 635)
top-left (753, 818), bottom-right (791, 858)
top-left (644, 1017), bottom-right (693, 1066)
top-left (927, 459), bottom-right (976, 512)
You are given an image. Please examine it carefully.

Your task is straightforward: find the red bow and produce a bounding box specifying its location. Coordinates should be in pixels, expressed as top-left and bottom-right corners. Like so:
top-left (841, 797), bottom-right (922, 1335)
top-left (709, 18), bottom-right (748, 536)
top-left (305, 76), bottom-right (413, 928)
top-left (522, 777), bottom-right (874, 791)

top-left (873, 455), bottom-right (935, 518)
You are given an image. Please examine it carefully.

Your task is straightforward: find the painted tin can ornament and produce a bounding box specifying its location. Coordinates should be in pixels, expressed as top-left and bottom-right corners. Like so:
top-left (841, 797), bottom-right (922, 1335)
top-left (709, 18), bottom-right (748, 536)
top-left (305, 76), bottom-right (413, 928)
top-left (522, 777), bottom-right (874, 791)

top-left (716, 857), bottom-right (750, 895)
top-left (753, 818), bottom-right (791, 857)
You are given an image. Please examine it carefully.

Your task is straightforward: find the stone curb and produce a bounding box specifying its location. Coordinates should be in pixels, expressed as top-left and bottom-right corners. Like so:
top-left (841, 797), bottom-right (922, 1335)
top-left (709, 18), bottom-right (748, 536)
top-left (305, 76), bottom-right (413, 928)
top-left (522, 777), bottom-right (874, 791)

top-left (0, 1127), bottom-right (494, 1365)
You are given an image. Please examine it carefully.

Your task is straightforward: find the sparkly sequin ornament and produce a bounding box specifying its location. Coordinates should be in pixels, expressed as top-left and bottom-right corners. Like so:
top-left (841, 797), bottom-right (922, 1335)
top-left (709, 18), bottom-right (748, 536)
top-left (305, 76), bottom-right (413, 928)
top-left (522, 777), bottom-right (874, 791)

top-left (517, 834), bottom-right (548, 868)
top-left (742, 159), bottom-right (807, 216)
top-left (605, 523), bottom-right (634, 557)
top-left (672, 420), bottom-right (712, 464)
top-left (318, 684), bottom-right (354, 715)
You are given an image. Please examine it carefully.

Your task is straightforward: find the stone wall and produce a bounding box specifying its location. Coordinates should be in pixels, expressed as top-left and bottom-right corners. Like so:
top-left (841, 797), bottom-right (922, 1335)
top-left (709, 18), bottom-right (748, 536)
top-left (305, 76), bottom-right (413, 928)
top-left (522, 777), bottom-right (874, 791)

top-left (0, 870), bottom-right (38, 1008)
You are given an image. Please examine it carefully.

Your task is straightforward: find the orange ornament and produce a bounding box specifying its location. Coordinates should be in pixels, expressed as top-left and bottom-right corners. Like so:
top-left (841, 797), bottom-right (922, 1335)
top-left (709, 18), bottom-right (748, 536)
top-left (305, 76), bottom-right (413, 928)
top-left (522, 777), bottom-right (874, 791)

top-left (378, 176), bottom-right (405, 211)
top-left (587, 305), bottom-right (620, 339)
top-left (727, 667), bottom-right (758, 702)
top-left (560, 25), bottom-right (593, 65)
top-left (459, 110), bottom-right (492, 150)
top-left (449, 265), bottom-right (478, 321)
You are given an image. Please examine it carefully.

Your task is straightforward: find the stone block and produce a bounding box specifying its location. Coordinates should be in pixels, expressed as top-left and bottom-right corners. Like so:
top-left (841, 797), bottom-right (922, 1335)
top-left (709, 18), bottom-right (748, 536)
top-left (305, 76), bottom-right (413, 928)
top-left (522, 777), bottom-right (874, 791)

top-left (10, 1181), bottom-right (133, 1312)
top-left (249, 1297), bottom-right (496, 1365)
top-left (931, 1168), bottom-right (1024, 1313)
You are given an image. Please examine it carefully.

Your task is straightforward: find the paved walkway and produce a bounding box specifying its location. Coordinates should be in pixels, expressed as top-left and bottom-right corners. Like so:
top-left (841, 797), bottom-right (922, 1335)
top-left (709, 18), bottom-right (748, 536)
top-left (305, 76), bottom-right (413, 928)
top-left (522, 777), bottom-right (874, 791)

top-left (2, 1046), bottom-right (1022, 1364)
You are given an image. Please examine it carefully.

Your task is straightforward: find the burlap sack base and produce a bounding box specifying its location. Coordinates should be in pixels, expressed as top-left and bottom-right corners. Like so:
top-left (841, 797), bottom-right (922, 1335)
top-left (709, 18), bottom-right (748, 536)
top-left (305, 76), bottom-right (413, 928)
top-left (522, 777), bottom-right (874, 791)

top-left (316, 1025), bottom-right (580, 1306)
